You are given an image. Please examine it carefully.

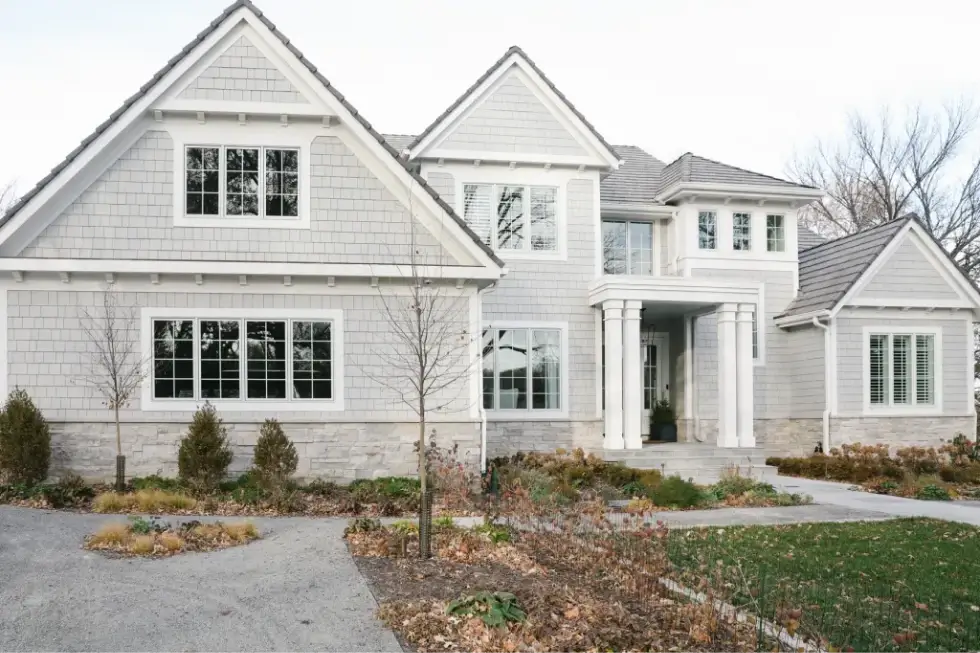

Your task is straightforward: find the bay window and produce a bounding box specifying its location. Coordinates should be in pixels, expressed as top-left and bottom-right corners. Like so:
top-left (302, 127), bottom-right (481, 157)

top-left (185, 146), bottom-right (299, 219)
top-left (867, 330), bottom-right (937, 409)
top-left (482, 325), bottom-right (564, 413)
top-left (462, 183), bottom-right (558, 253)
top-left (602, 220), bottom-right (653, 275)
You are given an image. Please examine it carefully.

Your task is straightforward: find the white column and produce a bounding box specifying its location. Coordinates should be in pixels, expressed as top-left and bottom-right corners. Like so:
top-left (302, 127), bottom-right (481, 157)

top-left (623, 300), bottom-right (643, 449)
top-left (603, 300), bottom-right (625, 450)
top-left (735, 303), bottom-right (756, 447)
top-left (716, 303), bottom-right (739, 448)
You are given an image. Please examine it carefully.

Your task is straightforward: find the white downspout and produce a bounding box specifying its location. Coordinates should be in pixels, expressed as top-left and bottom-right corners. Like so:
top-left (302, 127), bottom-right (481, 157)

top-left (812, 317), bottom-right (832, 453)
top-left (477, 283), bottom-right (496, 473)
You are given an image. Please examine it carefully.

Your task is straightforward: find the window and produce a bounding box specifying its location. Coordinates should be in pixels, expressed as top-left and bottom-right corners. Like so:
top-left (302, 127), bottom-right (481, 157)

top-left (698, 211), bottom-right (716, 250)
top-left (602, 220), bottom-right (653, 275)
top-left (463, 183), bottom-right (558, 253)
top-left (185, 146), bottom-right (299, 219)
top-left (868, 331), bottom-right (937, 408)
top-left (766, 214), bottom-right (785, 252)
top-left (733, 212), bottom-right (752, 251)
top-left (148, 311), bottom-right (341, 408)
top-left (482, 326), bottom-right (563, 412)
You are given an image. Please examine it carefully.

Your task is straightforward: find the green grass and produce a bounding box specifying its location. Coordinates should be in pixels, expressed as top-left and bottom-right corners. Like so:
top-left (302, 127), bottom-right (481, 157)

top-left (667, 519), bottom-right (980, 651)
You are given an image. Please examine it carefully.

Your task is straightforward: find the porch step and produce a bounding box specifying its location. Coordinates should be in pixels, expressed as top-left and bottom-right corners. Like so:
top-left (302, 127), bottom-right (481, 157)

top-left (600, 446), bottom-right (776, 484)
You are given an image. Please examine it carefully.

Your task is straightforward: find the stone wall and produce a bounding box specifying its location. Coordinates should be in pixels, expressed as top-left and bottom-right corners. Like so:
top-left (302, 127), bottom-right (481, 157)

top-left (486, 421), bottom-right (603, 459)
top-left (755, 418), bottom-right (823, 456)
top-left (830, 416), bottom-right (975, 449)
top-left (50, 421), bottom-right (481, 483)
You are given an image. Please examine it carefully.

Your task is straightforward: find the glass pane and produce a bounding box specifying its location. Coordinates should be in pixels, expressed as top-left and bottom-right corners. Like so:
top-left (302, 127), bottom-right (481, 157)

top-left (226, 148), bottom-right (259, 218)
top-left (628, 222), bottom-right (653, 275)
top-left (531, 330), bottom-right (561, 410)
top-left (698, 212), bottom-right (716, 250)
top-left (893, 335), bottom-right (911, 404)
top-left (733, 212), bottom-right (752, 251)
top-left (644, 344), bottom-right (657, 410)
top-left (869, 334), bottom-right (889, 404)
top-left (915, 335), bottom-right (935, 404)
top-left (602, 221), bottom-right (627, 275)
top-left (185, 147), bottom-right (220, 216)
top-left (246, 320), bottom-right (287, 399)
top-left (496, 329), bottom-right (527, 409)
top-left (529, 187), bottom-right (557, 251)
top-left (292, 320), bottom-right (332, 399)
top-left (200, 320), bottom-right (240, 399)
top-left (767, 215), bottom-right (785, 252)
top-left (153, 320), bottom-right (194, 399)
top-left (496, 186), bottom-right (525, 250)
top-left (482, 329), bottom-right (495, 410)
top-left (463, 184), bottom-right (493, 246)
top-left (264, 149), bottom-right (300, 219)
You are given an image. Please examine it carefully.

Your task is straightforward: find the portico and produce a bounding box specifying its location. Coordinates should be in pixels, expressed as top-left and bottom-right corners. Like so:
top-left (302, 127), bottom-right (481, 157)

top-left (589, 277), bottom-right (761, 450)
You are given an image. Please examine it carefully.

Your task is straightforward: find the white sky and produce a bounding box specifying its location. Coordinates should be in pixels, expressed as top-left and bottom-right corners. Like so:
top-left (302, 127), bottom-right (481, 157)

top-left (2, 0), bottom-right (979, 196)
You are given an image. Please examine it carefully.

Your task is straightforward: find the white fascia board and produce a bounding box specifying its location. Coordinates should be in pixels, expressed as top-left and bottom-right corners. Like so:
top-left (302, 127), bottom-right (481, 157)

top-left (156, 98), bottom-right (336, 118)
top-left (418, 150), bottom-right (602, 169)
top-left (0, 9), bottom-right (247, 254)
top-left (409, 53), bottom-right (619, 169)
top-left (657, 182), bottom-right (825, 205)
top-left (588, 276), bottom-right (761, 307)
top-left (773, 309), bottom-right (830, 328)
top-left (600, 202), bottom-right (675, 219)
top-left (0, 257), bottom-right (503, 282)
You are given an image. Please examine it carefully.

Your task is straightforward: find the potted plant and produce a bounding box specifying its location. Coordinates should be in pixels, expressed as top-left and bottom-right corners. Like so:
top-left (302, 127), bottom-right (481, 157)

top-left (649, 398), bottom-right (677, 442)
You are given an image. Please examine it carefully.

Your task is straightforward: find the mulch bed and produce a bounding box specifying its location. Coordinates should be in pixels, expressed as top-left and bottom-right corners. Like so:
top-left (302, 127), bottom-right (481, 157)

top-left (84, 519), bottom-right (260, 558)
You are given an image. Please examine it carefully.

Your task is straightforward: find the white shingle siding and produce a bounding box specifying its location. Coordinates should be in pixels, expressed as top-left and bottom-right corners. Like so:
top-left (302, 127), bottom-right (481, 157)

top-left (835, 312), bottom-right (969, 415)
top-left (426, 172), bottom-right (455, 207)
top-left (21, 133), bottom-right (457, 265)
top-left (692, 313), bottom-right (718, 419)
top-left (177, 36), bottom-right (308, 104)
top-left (786, 326), bottom-right (825, 418)
top-left (856, 237), bottom-right (961, 301)
top-left (440, 71), bottom-right (587, 157)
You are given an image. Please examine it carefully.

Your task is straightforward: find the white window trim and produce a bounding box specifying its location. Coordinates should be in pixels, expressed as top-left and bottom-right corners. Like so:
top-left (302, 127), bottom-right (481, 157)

top-left (140, 307), bottom-right (344, 412)
top-left (169, 122), bottom-right (313, 230)
top-left (483, 320), bottom-right (569, 420)
top-left (461, 181), bottom-right (562, 259)
top-left (861, 325), bottom-right (942, 416)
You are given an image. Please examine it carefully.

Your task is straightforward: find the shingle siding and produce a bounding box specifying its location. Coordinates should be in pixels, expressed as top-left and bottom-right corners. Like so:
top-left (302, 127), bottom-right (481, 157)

top-left (20, 132), bottom-right (458, 265)
top-left (786, 326), bottom-right (825, 418)
top-left (177, 36), bottom-right (308, 103)
top-left (426, 172), bottom-right (455, 208)
top-left (439, 70), bottom-right (587, 157)
top-left (857, 236), bottom-right (961, 301)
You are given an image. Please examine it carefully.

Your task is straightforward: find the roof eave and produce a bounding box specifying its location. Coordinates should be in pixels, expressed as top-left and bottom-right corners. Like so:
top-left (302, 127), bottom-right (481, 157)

top-left (600, 202), bottom-right (675, 219)
top-left (656, 182), bottom-right (825, 205)
top-left (774, 309), bottom-right (831, 328)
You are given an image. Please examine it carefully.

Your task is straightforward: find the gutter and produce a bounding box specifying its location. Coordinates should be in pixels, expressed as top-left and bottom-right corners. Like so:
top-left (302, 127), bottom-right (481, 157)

top-left (811, 317), bottom-right (832, 453)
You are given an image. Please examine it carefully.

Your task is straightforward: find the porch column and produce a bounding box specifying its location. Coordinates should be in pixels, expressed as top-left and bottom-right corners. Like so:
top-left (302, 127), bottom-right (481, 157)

top-left (602, 300), bottom-right (625, 449)
top-left (623, 300), bottom-right (643, 449)
top-left (735, 303), bottom-right (756, 447)
top-left (716, 303), bottom-right (739, 448)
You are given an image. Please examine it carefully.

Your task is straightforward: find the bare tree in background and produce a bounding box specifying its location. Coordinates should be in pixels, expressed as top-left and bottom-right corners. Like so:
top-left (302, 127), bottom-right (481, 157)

top-left (0, 181), bottom-right (17, 217)
top-left (789, 102), bottom-right (980, 276)
top-left (77, 286), bottom-right (150, 490)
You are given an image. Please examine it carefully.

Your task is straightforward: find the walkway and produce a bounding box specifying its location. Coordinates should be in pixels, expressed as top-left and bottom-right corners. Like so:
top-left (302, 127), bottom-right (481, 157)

top-left (0, 507), bottom-right (401, 652)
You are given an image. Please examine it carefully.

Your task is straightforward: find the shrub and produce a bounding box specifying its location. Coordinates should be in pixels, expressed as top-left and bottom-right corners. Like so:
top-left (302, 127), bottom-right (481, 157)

top-left (130, 475), bottom-right (183, 492)
top-left (0, 389), bottom-right (51, 485)
top-left (40, 473), bottom-right (95, 508)
top-left (129, 515), bottom-right (169, 534)
top-left (344, 517), bottom-right (382, 536)
top-left (647, 476), bottom-right (703, 508)
top-left (423, 437), bottom-right (477, 510)
top-left (178, 403), bottom-right (233, 492)
top-left (349, 476), bottom-right (420, 501)
top-left (472, 521), bottom-right (510, 543)
top-left (304, 479), bottom-right (339, 496)
top-left (134, 489), bottom-right (196, 512)
top-left (939, 462), bottom-right (980, 484)
top-left (251, 419), bottom-right (298, 493)
top-left (868, 479), bottom-right (899, 494)
top-left (711, 470), bottom-right (758, 499)
top-left (446, 591), bottom-right (526, 627)
top-left (391, 519), bottom-right (419, 534)
top-left (917, 484), bottom-right (952, 501)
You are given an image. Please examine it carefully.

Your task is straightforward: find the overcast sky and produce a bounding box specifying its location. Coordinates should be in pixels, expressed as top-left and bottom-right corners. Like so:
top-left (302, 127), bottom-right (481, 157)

top-left (2, 0), bottom-right (979, 196)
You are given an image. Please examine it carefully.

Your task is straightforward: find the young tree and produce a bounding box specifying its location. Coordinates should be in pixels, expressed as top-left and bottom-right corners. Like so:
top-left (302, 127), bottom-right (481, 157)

top-left (77, 286), bottom-right (149, 489)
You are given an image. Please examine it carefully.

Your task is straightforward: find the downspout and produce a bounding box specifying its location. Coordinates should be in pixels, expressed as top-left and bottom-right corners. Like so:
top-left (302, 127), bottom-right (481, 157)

top-left (477, 282), bottom-right (497, 473)
top-left (812, 317), bottom-right (832, 453)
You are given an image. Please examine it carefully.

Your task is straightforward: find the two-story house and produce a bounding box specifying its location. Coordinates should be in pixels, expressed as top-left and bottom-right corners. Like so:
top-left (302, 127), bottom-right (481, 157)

top-left (2, 0), bottom-right (978, 481)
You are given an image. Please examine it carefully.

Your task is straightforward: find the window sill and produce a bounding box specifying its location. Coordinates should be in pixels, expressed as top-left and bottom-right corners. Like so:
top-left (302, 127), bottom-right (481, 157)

top-left (140, 398), bottom-right (344, 413)
top-left (486, 409), bottom-right (569, 421)
top-left (172, 214), bottom-right (311, 230)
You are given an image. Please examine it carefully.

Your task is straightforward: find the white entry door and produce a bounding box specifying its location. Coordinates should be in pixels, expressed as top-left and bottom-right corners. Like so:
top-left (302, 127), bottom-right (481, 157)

top-left (640, 332), bottom-right (669, 436)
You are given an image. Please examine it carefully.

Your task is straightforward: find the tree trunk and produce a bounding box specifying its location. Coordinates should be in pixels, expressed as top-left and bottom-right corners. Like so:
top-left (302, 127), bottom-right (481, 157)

top-left (418, 400), bottom-right (432, 558)
top-left (114, 405), bottom-right (125, 491)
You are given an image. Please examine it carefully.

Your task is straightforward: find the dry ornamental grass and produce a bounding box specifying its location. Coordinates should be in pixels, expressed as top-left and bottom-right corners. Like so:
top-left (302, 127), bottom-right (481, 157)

top-left (85, 518), bottom-right (259, 557)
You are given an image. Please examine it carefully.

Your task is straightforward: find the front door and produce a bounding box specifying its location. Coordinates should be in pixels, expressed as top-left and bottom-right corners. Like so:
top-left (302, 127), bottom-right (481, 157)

top-left (640, 332), bottom-right (669, 436)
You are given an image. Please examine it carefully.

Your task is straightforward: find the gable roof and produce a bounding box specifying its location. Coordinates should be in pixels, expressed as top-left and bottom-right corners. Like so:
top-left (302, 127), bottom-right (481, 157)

top-left (658, 153), bottom-right (814, 193)
top-left (406, 46), bottom-right (619, 166)
top-left (601, 145), bottom-right (665, 205)
top-left (778, 217), bottom-right (910, 319)
top-left (798, 226), bottom-right (827, 251)
top-left (0, 0), bottom-right (503, 268)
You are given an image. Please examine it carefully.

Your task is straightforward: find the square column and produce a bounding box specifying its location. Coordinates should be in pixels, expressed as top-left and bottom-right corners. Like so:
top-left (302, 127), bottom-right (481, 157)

top-left (602, 300), bottom-right (625, 449)
top-left (736, 303), bottom-right (756, 447)
top-left (623, 300), bottom-right (643, 449)
top-left (716, 303), bottom-right (739, 448)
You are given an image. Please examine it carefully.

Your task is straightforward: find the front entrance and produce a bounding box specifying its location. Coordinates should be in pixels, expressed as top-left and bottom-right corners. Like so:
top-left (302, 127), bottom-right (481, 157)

top-left (640, 332), bottom-right (669, 437)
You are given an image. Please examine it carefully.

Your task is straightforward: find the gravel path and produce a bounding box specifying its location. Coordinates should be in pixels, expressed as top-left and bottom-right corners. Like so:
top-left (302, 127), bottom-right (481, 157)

top-left (0, 506), bottom-right (401, 652)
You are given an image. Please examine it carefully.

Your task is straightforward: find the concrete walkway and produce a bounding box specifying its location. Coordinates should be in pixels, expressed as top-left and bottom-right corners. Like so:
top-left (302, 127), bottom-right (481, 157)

top-left (0, 506), bottom-right (401, 652)
top-left (772, 475), bottom-right (980, 526)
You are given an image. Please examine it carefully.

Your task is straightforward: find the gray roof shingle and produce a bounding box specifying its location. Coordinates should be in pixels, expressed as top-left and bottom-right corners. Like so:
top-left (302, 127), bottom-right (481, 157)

top-left (0, 0), bottom-right (504, 267)
top-left (658, 153), bottom-right (814, 193)
top-left (778, 217), bottom-right (910, 318)
top-left (798, 227), bottom-right (827, 251)
top-left (600, 145), bottom-right (665, 205)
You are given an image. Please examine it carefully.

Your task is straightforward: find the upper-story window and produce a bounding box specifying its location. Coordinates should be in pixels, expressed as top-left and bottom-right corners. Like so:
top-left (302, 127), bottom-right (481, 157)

top-left (733, 212), bottom-right (752, 251)
top-left (185, 146), bottom-right (299, 219)
top-left (602, 220), bottom-right (653, 275)
top-left (767, 214), bottom-right (785, 252)
top-left (462, 183), bottom-right (557, 253)
top-left (698, 211), bottom-right (716, 250)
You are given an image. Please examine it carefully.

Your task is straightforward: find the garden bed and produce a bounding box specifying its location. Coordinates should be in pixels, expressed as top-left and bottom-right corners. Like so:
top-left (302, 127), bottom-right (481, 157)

top-left (83, 516), bottom-right (259, 557)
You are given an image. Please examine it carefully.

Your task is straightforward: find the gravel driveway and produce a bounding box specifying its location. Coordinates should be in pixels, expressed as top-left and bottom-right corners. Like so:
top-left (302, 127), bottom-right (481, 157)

top-left (0, 506), bottom-right (401, 652)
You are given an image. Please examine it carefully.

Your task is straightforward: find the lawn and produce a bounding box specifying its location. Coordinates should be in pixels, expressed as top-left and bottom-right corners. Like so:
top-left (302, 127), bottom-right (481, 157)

top-left (667, 519), bottom-right (980, 652)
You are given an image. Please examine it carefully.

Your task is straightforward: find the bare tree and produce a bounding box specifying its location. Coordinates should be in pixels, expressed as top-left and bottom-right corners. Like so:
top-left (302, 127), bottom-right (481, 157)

top-left (77, 286), bottom-right (150, 489)
top-left (0, 181), bottom-right (17, 218)
top-left (789, 102), bottom-right (980, 276)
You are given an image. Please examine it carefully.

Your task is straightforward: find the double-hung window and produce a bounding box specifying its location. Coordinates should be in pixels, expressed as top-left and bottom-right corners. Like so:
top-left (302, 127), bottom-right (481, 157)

top-left (698, 211), bottom-right (717, 250)
top-left (766, 214), bottom-right (785, 252)
top-left (185, 146), bottom-right (299, 220)
top-left (733, 212), bottom-right (752, 251)
top-left (867, 330), bottom-right (937, 409)
top-left (146, 310), bottom-right (342, 410)
top-left (482, 325), bottom-right (564, 413)
top-left (462, 183), bottom-right (558, 253)
top-left (602, 220), bottom-right (653, 275)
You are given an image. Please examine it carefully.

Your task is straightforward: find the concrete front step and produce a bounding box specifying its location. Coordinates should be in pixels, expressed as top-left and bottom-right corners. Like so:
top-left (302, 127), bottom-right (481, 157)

top-left (600, 445), bottom-right (777, 484)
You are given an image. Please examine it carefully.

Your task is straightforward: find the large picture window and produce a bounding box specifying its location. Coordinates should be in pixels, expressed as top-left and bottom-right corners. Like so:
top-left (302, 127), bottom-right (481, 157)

top-left (482, 325), bottom-right (564, 413)
top-left (463, 183), bottom-right (558, 254)
top-left (602, 220), bottom-right (653, 275)
top-left (185, 146), bottom-right (299, 219)
top-left (146, 311), bottom-right (341, 409)
top-left (867, 331), bottom-right (937, 408)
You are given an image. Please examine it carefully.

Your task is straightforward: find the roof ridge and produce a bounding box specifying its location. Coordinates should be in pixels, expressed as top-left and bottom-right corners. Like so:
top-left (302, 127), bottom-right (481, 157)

top-left (798, 216), bottom-right (911, 256)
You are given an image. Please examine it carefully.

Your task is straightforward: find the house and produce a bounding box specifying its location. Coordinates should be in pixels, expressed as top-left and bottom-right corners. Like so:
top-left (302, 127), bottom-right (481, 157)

top-left (1, 0), bottom-right (977, 481)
